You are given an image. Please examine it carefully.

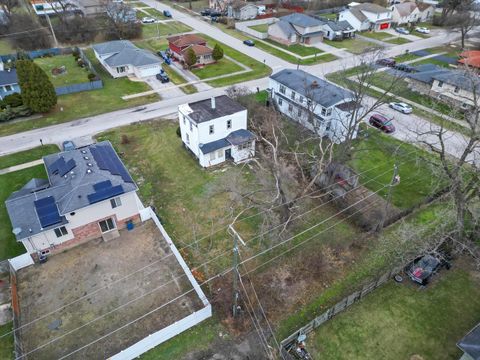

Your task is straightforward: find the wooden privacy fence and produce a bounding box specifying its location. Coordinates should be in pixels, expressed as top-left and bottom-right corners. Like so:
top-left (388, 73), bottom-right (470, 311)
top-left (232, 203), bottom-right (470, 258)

top-left (9, 261), bottom-right (24, 359)
top-left (281, 265), bottom-right (403, 351)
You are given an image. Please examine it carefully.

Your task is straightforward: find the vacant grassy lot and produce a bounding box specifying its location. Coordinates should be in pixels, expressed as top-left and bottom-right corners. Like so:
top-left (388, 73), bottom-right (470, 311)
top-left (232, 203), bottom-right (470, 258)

top-left (385, 37), bottom-right (411, 45)
top-left (142, 22), bottom-right (192, 39)
top-left (0, 49), bottom-right (158, 137)
top-left (134, 37), bottom-right (168, 52)
top-left (191, 57), bottom-right (243, 79)
top-left (360, 31), bottom-right (392, 41)
top-left (201, 34), bottom-right (271, 86)
top-left (349, 127), bottom-right (443, 210)
top-left (254, 39), bottom-right (337, 65)
top-left (0, 322), bottom-right (14, 360)
top-left (0, 165), bottom-right (47, 260)
top-left (324, 38), bottom-right (378, 54)
top-left (308, 263), bottom-right (480, 360)
top-left (35, 54), bottom-right (90, 87)
top-left (249, 24), bottom-right (269, 33)
top-left (0, 145), bottom-right (58, 169)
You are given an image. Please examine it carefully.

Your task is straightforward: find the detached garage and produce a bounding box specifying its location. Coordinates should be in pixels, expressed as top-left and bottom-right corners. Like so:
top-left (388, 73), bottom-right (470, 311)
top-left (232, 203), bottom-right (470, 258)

top-left (92, 40), bottom-right (162, 79)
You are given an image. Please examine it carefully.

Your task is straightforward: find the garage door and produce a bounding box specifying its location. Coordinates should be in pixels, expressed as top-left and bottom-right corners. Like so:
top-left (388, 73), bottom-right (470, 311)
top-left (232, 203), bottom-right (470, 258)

top-left (137, 64), bottom-right (161, 78)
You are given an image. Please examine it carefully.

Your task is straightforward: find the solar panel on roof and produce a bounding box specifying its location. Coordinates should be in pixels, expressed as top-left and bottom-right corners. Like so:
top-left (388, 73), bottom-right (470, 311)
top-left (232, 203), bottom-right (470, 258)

top-left (91, 145), bottom-right (134, 183)
top-left (87, 185), bottom-right (124, 204)
top-left (59, 159), bottom-right (76, 176)
top-left (34, 196), bottom-right (62, 228)
top-left (93, 180), bottom-right (112, 191)
top-left (48, 157), bottom-right (77, 177)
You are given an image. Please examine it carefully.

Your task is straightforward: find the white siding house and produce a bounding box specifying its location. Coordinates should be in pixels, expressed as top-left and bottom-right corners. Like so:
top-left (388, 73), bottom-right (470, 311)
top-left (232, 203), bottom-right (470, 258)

top-left (269, 69), bottom-right (361, 143)
top-left (339, 3), bottom-right (392, 31)
top-left (390, 2), bottom-right (420, 25)
top-left (92, 40), bottom-right (162, 78)
top-left (5, 142), bottom-right (143, 259)
top-left (228, 2), bottom-right (258, 20)
top-left (178, 95), bottom-right (255, 168)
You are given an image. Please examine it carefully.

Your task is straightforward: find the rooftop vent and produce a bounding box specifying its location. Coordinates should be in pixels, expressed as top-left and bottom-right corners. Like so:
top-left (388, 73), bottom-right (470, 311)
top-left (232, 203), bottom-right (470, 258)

top-left (86, 169), bottom-right (92, 174)
top-left (84, 156), bottom-right (89, 160)
top-left (311, 80), bottom-right (319, 88)
top-left (81, 150), bottom-right (87, 154)
top-left (211, 97), bottom-right (216, 109)
top-left (87, 163), bottom-right (93, 167)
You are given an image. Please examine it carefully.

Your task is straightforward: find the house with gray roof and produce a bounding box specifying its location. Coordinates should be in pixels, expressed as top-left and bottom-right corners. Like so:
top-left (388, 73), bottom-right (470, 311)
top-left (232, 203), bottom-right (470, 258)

top-left (321, 19), bottom-right (356, 40)
top-left (0, 60), bottom-right (20, 100)
top-left (268, 13), bottom-right (325, 45)
top-left (458, 322), bottom-right (480, 360)
top-left (178, 95), bottom-right (255, 168)
top-left (5, 141), bottom-right (144, 259)
top-left (92, 40), bottom-right (161, 78)
top-left (269, 69), bottom-right (361, 143)
top-left (339, 2), bottom-right (392, 31)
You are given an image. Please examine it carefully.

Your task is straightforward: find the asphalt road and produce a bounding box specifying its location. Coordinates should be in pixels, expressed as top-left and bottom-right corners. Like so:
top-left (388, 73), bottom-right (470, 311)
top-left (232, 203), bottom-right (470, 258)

top-left (0, 2), bottom-right (477, 166)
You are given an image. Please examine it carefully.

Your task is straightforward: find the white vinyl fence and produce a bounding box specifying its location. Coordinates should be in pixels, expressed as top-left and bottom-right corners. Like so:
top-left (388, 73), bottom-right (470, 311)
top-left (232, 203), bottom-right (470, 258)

top-left (235, 18), bottom-right (277, 39)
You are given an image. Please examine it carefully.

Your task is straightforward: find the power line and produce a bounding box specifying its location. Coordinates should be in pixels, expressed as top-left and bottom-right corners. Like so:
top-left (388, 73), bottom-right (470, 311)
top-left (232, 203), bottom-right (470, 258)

top-left (16, 183), bottom-right (392, 359)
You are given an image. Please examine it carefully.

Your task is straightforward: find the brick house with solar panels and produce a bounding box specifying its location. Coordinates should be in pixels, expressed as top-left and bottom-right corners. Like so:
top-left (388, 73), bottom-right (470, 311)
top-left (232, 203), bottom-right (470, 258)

top-left (5, 141), bottom-right (143, 259)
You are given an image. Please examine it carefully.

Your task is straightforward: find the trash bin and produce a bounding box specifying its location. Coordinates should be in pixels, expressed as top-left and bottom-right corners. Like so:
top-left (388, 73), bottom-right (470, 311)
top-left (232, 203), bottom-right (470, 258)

top-left (126, 220), bottom-right (134, 231)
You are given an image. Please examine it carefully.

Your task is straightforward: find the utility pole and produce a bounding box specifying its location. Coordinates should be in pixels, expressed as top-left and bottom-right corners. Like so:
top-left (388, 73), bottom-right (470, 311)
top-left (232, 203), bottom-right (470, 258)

top-left (228, 224), bottom-right (245, 318)
top-left (45, 13), bottom-right (58, 47)
top-left (378, 163), bottom-right (400, 232)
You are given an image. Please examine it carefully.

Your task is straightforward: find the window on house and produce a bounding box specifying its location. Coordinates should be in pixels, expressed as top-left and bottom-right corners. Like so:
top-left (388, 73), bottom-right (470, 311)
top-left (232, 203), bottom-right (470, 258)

top-left (182, 116), bottom-right (186, 125)
top-left (321, 108), bottom-right (327, 116)
top-left (307, 99), bottom-right (312, 107)
top-left (209, 125), bottom-right (214, 134)
top-left (299, 96), bottom-right (304, 103)
top-left (288, 104), bottom-right (293, 112)
top-left (4, 85), bottom-right (12, 91)
top-left (278, 98), bottom-right (283, 106)
top-left (186, 133), bottom-right (190, 144)
top-left (298, 108), bottom-right (302, 117)
top-left (189, 121), bottom-right (193, 131)
top-left (238, 141), bottom-right (251, 150)
top-left (326, 108), bottom-right (332, 116)
top-left (227, 120), bottom-right (232, 129)
top-left (110, 196), bottom-right (122, 209)
top-left (54, 226), bottom-right (68, 238)
top-left (99, 218), bottom-right (116, 233)
top-left (117, 66), bottom-right (126, 73)
top-left (291, 91), bottom-right (296, 100)
top-left (210, 152), bottom-right (216, 161)
top-left (326, 122), bottom-right (332, 131)
top-left (454, 86), bottom-right (460, 93)
top-left (217, 150), bottom-right (223, 158)
top-left (279, 85), bottom-right (286, 94)
top-left (438, 81), bottom-right (444, 88)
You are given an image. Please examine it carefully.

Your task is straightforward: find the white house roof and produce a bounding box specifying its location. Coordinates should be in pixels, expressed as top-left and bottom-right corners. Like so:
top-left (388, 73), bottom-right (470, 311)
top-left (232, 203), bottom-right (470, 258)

top-left (186, 95), bottom-right (246, 123)
top-left (394, 2), bottom-right (418, 16)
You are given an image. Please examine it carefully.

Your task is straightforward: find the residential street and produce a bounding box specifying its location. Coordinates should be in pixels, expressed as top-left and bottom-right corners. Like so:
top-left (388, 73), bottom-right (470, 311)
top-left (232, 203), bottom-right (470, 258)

top-left (0, 1), bottom-right (477, 166)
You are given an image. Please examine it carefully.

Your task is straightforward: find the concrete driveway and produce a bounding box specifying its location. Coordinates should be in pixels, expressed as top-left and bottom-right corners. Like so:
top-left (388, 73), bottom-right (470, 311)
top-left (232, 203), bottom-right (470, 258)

top-left (143, 75), bottom-right (185, 99)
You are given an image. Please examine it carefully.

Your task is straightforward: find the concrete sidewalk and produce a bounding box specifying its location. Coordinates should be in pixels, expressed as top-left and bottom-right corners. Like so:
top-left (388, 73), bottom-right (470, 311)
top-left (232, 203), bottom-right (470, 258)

top-left (0, 159), bottom-right (43, 175)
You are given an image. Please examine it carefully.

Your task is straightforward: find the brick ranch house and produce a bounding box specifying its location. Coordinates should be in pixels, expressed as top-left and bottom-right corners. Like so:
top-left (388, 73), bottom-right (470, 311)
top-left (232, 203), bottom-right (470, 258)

top-left (5, 141), bottom-right (143, 260)
top-left (167, 34), bottom-right (214, 67)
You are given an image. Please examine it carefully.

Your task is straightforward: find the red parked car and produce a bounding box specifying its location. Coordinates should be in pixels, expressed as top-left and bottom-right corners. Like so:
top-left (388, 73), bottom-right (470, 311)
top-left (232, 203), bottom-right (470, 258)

top-left (369, 113), bottom-right (395, 133)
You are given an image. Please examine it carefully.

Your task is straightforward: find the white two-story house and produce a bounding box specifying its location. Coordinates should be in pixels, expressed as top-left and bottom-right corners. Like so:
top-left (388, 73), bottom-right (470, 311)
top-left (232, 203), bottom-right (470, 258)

top-left (269, 69), bottom-right (361, 144)
top-left (390, 2), bottom-right (420, 25)
top-left (339, 3), bottom-right (392, 31)
top-left (178, 95), bottom-right (256, 168)
top-left (5, 142), bottom-right (143, 260)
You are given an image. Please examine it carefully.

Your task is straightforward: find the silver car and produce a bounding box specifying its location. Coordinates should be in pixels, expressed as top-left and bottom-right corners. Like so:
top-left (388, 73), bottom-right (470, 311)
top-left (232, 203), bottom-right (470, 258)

top-left (389, 102), bottom-right (413, 114)
top-left (415, 27), bottom-right (430, 34)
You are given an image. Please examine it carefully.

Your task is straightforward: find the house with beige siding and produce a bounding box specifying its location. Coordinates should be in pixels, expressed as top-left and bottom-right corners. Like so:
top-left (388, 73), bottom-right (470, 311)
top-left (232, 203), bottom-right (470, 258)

top-left (5, 141), bottom-right (143, 260)
top-left (268, 13), bottom-right (324, 45)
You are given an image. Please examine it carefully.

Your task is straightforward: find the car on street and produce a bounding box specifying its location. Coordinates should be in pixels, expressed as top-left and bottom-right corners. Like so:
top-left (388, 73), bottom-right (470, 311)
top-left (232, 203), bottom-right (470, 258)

top-left (405, 254), bottom-right (450, 285)
top-left (394, 63), bottom-right (415, 72)
top-left (209, 10), bottom-right (222, 17)
top-left (157, 50), bottom-right (171, 65)
top-left (142, 17), bottom-right (155, 23)
top-left (389, 102), bottom-right (413, 114)
top-left (156, 70), bottom-right (169, 83)
top-left (415, 27), bottom-right (430, 34)
top-left (62, 140), bottom-right (76, 151)
top-left (369, 113), bottom-right (395, 133)
top-left (163, 10), bottom-right (172, 17)
top-left (200, 8), bottom-right (211, 16)
top-left (243, 39), bottom-right (255, 46)
top-left (376, 58), bottom-right (396, 67)
top-left (395, 27), bottom-right (410, 35)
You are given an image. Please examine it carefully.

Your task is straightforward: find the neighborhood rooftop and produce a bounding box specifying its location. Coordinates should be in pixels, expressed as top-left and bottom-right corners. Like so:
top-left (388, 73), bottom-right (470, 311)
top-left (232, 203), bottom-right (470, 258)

top-left (93, 40), bottom-right (160, 67)
top-left (0, 69), bottom-right (18, 86)
top-left (185, 95), bottom-right (247, 123)
top-left (6, 141), bottom-right (137, 241)
top-left (352, 2), bottom-right (390, 14)
top-left (457, 323), bottom-right (480, 360)
top-left (280, 13), bottom-right (324, 27)
top-left (167, 34), bottom-right (206, 47)
top-left (270, 69), bottom-right (353, 108)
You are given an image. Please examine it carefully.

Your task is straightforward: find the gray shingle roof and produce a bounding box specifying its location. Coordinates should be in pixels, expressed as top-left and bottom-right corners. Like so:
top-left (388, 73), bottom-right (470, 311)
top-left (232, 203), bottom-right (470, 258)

top-left (275, 19), bottom-right (297, 37)
top-left (270, 69), bottom-right (353, 108)
top-left (199, 138), bottom-right (230, 154)
top-left (280, 13), bottom-right (325, 27)
top-left (93, 40), bottom-right (161, 68)
top-left (325, 20), bottom-right (354, 31)
top-left (0, 69), bottom-right (18, 86)
top-left (457, 323), bottom-right (480, 360)
top-left (354, 3), bottom-right (390, 14)
top-left (5, 141), bottom-right (137, 242)
top-left (199, 129), bottom-right (255, 154)
top-left (432, 70), bottom-right (480, 93)
top-left (405, 64), bottom-right (450, 84)
top-left (187, 95), bottom-right (246, 123)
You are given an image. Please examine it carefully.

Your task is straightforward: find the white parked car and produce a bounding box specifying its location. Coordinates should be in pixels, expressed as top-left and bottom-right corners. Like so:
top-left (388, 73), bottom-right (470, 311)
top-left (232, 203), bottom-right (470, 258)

top-left (415, 27), bottom-right (430, 34)
top-left (389, 102), bottom-right (413, 114)
top-left (142, 17), bottom-right (155, 23)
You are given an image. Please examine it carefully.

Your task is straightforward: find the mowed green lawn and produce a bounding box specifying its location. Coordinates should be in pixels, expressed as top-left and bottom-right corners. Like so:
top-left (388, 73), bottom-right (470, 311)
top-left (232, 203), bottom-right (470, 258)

top-left (264, 39), bottom-right (320, 56)
top-left (191, 57), bottom-right (243, 79)
top-left (308, 264), bottom-right (480, 360)
top-left (324, 38), bottom-right (378, 54)
top-left (385, 37), bottom-right (412, 45)
top-left (35, 54), bottom-right (91, 87)
top-left (249, 24), bottom-right (269, 33)
top-left (0, 322), bottom-right (14, 360)
top-left (360, 31), bottom-right (392, 41)
top-left (0, 145), bottom-right (58, 169)
top-left (349, 127), bottom-right (443, 210)
top-left (141, 22), bottom-right (192, 39)
top-left (0, 49), bottom-right (159, 137)
top-left (0, 165), bottom-right (48, 260)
